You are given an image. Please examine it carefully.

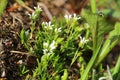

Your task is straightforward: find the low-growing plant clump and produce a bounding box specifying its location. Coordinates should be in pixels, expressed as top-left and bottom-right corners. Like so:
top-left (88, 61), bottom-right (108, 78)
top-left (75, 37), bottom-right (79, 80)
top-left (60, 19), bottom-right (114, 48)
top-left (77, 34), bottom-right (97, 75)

top-left (0, 0), bottom-right (120, 80)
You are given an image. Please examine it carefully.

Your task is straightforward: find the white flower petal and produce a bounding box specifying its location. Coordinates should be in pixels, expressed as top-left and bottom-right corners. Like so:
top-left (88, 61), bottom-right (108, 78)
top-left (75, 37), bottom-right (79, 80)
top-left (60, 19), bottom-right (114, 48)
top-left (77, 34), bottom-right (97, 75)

top-left (80, 36), bottom-right (89, 44)
top-left (50, 40), bottom-right (56, 50)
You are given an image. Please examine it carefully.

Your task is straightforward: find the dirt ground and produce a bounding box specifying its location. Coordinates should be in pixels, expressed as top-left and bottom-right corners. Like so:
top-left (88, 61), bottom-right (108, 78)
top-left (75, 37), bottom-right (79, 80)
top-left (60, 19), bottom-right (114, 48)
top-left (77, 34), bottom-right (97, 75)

top-left (0, 0), bottom-right (120, 80)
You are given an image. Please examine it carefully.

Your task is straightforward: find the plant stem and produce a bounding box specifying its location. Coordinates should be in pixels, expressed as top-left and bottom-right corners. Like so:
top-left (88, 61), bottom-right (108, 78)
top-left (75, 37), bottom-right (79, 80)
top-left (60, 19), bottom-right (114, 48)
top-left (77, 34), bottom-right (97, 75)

top-left (80, 40), bottom-right (103, 80)
top-left (90, 0), bottom-right (97, 13)
top-left (81, 15), bottom-right (100, 80)
top-left (0, 0), bottom-right (8, 17)
top-left (95, 38), bottom-right (119, 66)
top-left (112, 55), bottom-right (120, 75)
top-left (95, 22), bottom-right (120, 66)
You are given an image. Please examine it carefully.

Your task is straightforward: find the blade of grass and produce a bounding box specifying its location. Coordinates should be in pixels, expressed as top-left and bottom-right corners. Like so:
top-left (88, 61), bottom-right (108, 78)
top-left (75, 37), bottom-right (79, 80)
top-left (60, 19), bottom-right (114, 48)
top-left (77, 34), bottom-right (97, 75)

top-left (80, 39), bottom-right (103, 80)
top-left (0, 0), bottom-right (8, 17)
top-left (81, 20), bottom-right (103, 80)
top-left (80, 13), bottom-right (104, 80)
top-left (90, 0), bottom-right (97, 13)
top-left (95, 22), bottom-right (120, 66)
top-left (61, 69), bottom-right (68, 80)
top-left (80, 11), bottom-right (111, 80)
top-left (70, 50), bottom-right (81, 66)
top-left (112, 55), bottom-right (120, 76)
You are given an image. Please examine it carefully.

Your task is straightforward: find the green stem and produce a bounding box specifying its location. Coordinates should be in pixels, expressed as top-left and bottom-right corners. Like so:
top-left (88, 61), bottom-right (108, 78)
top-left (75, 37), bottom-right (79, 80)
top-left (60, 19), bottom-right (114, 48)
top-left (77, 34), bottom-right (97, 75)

top-left (80, 40), bottom-right (103, 80)
top-left (95, 38), bottom-right (119, 66)
top-left (95, 22), bottom-right (120, 66)
top-left (90, 0), bottom-right (97, 13)
top-left (112, 55), bottom-right (120, 76)
top-left (80, 15), bottom-right (99, 80)
top-left (92, 21), bottom-right (97, 54)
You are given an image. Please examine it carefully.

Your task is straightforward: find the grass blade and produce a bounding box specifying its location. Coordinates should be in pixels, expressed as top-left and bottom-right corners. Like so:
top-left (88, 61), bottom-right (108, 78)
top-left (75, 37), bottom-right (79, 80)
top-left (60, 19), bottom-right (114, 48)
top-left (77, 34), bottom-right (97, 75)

top-left (95, 22), bottom-right (120, 66)
top-left (90, 0), bottom-right (97, 13)
top-left (0, 0), bottom-right (7, 17)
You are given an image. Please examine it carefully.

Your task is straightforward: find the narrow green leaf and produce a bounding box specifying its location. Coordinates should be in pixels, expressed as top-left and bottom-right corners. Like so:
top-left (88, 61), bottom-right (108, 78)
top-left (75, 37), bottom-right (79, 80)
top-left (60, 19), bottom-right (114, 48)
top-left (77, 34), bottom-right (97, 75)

top-left (80, 13), bottom-right (112, 80)
top-left (112, 55), bottom-right (120, 77)
top-left (95, 22), bottom-right (120, 66)
top-left (90, 0), bottom-right (97, 13)
top-left (70, 50), bottom-right (81, 66)
top-left (20, 29), bottom-right (25, 44)
top-left (80, 39), bottom-right (103, 80)
top-left (61, 69), bottom-right (68, 80)
top-left (0, 0), bottom-right (8, 17)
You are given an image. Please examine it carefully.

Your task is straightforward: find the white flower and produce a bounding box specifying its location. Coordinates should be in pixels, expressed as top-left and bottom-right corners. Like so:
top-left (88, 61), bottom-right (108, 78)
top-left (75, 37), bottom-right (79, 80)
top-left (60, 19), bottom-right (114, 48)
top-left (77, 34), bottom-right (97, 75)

top-left (73, 13), bottom-right (81, 20)
top-left (64, 14), bottom-right (81, 23)
top-left (55, 28), bottom-right (61, 33)
top-left (80, 36), bottom-right (89, 44)
top-left (25, 30), bottom-right (30, 36)
top-left (50, 40), bottom-right (56, 50)
top-left (34, 5), bottom-right (42, 11)
top-left (58, 28), bottom-right (61, 32)
top-left (29, 12), bottom-right (37, 20)
top-left (64, 14), bottom-right (72, 20)
top-left (43, 40), bottom-right (56, 55)
top-left (43, 42), bottom-right (49, 54)
top-left (42, 21), bottom-right (54, 29)
top-left (28, 5), bottom-right (42, 20)
top-left (43, 49), bottom-right (48, 54)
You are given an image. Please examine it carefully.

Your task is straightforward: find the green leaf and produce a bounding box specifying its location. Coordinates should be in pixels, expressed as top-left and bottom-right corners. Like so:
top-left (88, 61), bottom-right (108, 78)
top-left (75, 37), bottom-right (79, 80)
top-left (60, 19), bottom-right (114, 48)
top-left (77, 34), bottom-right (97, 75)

top-left (112, 55), bottom-right (120, 80)
top-left (90, 0), bottom-right (97, 13)
top-left (0, 0), bottom-right (7, 17)
top-left (95, 22), bottom-right (120, 66)
top-left (61, 69), bottom-right (68, 80)
top-left (82, 12), bottom-right (113, 52)
top-left (70, 50), bottom-right (82, 66)
top-left (80, 12), bottom-right (112, 80)
top-left (20, 29), bottom-right (25, 44)
top-left (80, 39), bottom-right (103, 80)
top-left (20, 29), bottom-right (30, 44)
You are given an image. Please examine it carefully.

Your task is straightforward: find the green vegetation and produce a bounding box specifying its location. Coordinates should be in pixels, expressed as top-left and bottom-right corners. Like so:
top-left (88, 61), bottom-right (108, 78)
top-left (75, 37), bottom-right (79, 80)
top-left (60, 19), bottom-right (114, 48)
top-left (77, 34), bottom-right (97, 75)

top-left (19, 3), bottom-right (120, 80)
top-left (0, 0), bottom-right (7, 17)
top-left (0, 0), bottom-right (120, 80)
